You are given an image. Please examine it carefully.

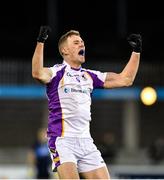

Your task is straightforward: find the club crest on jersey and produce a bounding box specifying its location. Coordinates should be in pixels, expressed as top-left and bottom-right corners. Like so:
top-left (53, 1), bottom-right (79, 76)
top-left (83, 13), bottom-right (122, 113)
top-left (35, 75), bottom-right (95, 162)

top-left (82, 74), bottom-right (87, 81)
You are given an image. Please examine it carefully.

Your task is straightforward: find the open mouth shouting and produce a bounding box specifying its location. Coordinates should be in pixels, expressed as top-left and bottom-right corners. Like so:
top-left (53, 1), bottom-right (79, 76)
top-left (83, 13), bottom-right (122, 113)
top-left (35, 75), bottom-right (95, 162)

top-left (78, 49), bottom-right (85, 56)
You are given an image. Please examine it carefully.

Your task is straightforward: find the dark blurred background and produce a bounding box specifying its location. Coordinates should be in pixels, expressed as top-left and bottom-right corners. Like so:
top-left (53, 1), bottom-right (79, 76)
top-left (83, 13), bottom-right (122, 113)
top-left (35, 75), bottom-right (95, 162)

top-left (0, 0), bottom-right (164, 179)
top-left (0, 0), bottom-right (164, 62)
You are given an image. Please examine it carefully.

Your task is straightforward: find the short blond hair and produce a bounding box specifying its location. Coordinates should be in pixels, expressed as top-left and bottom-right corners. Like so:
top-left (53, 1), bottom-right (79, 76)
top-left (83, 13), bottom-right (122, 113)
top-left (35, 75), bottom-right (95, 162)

top-left (58, 30), bottom-right (80, 56)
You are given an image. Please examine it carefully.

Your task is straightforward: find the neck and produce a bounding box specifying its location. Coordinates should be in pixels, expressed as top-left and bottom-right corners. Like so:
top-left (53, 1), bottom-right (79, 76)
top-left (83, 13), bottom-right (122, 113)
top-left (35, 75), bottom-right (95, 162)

top-left (64, 60), bottom-right (81, 69)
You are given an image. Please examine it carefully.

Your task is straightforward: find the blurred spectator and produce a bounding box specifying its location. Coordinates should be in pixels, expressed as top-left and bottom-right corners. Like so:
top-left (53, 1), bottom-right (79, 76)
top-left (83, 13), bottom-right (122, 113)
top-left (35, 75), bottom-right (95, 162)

top-left (148, 137), bottom-right (164, 164)
top-left (27, 127), bottom-right (51, 179)
top-left (98, 131), bottom-right (117, 164)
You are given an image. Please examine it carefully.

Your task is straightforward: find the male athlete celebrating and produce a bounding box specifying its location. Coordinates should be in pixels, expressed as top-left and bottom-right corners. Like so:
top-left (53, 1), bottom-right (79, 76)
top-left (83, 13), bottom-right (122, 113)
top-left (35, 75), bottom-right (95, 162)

top-left (32, 26), bottom-right (142, 179)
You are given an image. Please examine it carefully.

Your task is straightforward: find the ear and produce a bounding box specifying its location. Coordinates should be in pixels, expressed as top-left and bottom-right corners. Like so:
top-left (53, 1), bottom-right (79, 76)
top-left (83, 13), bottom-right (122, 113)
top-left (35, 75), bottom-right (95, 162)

top-left (61, 46), bottom-right (69, 56)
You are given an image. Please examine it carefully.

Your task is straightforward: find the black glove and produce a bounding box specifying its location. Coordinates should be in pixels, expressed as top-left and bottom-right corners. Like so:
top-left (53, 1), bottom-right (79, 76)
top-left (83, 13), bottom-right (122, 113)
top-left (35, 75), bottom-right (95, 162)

top-left (37, 26), bottom-right (51, 43)
top-left (127, 34), bottom-right (142, 53)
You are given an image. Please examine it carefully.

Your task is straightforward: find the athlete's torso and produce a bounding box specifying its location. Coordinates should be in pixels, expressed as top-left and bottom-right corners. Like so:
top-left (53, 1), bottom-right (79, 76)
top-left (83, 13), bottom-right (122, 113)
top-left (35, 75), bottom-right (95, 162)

top-left (46, 61), bottom-right (107, 138)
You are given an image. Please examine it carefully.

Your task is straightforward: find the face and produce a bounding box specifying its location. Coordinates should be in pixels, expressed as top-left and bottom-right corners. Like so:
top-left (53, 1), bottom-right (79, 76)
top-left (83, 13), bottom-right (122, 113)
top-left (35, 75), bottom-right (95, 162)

top-left (62, 35), bottom-right (85, 67)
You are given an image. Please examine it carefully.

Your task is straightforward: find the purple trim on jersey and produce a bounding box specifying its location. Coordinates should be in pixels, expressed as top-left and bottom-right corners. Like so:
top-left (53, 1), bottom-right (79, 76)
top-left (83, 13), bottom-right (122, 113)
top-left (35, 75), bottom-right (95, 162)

top-left (48, 136), bottom-right (57, 149)
top-left (86, 70), bottom-right (104, 89)
top-left (48, 137), bottom-right (61, 171)
top-left (46, 66), bottom-right (66, 137)
top-left (71, 66), bottom-right (82, 71)
top-left (55, 161), bottom-right (61, 171)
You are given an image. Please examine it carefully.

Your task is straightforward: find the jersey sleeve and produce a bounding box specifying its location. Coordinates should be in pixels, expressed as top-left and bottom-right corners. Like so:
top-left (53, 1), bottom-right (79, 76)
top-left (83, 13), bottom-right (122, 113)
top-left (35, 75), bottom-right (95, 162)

top-left (49, 66), bottom-right (57, 79)
top-left (86, 69), bottom-right (107, 88)
top-left (49, 64), bottom-right (65, 80)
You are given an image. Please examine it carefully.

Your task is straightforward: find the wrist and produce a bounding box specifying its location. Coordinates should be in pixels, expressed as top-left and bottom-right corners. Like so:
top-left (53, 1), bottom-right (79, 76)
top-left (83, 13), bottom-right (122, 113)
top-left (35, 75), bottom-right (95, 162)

top-left (134, 51), bottom-right (141, 53)
top-left (37, 42), bottom-right (44, 45)
top-left (133, 47), bottom-right (141, 53)
top-left (37, 38), bottom-right (46, 43)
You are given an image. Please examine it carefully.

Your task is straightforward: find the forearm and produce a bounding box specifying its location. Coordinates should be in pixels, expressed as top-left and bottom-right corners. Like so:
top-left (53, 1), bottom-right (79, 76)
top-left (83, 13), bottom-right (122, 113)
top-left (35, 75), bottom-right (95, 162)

top-left (104, 52), bottom-right (140, 88)
top-left (32, 42), bottom-right (44, 78)
top-left (120, 52), bottom-right (140, 84)
top-left (104, 34), bottom-right (141, 89)
top-left (32, 26), bottom-right (52, 84)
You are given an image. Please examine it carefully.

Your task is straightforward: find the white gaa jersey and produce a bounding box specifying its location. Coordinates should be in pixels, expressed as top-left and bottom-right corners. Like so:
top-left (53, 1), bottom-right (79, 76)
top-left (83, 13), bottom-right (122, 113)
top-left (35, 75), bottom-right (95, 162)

top-left (46, 61), bottom-right (107, 138)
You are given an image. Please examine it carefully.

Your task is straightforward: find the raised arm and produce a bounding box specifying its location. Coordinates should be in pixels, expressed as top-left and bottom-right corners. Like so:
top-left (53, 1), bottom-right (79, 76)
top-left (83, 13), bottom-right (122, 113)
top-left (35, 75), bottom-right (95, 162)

top-left (104, 34), bottom-right (142, 89)
top-left (32, 26), bottom-right (52, 84)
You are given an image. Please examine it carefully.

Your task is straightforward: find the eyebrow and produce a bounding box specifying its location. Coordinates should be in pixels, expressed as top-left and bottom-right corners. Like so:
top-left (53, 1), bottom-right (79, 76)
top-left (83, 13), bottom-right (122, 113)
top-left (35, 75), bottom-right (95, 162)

top-left (73, 39), bottom-right (84, 43)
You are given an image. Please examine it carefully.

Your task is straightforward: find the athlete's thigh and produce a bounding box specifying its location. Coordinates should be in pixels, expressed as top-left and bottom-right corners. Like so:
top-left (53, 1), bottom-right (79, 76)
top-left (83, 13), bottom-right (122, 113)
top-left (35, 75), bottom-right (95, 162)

top-left (57, 162), bottom-right (80, 179)
top-left (80, 166), bottom-right (110, 179)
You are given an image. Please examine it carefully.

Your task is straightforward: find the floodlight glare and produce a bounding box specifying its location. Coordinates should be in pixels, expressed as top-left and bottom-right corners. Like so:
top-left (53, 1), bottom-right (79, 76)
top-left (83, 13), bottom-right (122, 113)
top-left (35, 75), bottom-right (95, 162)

top-left (140, 86), bottom-right (157, 106)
